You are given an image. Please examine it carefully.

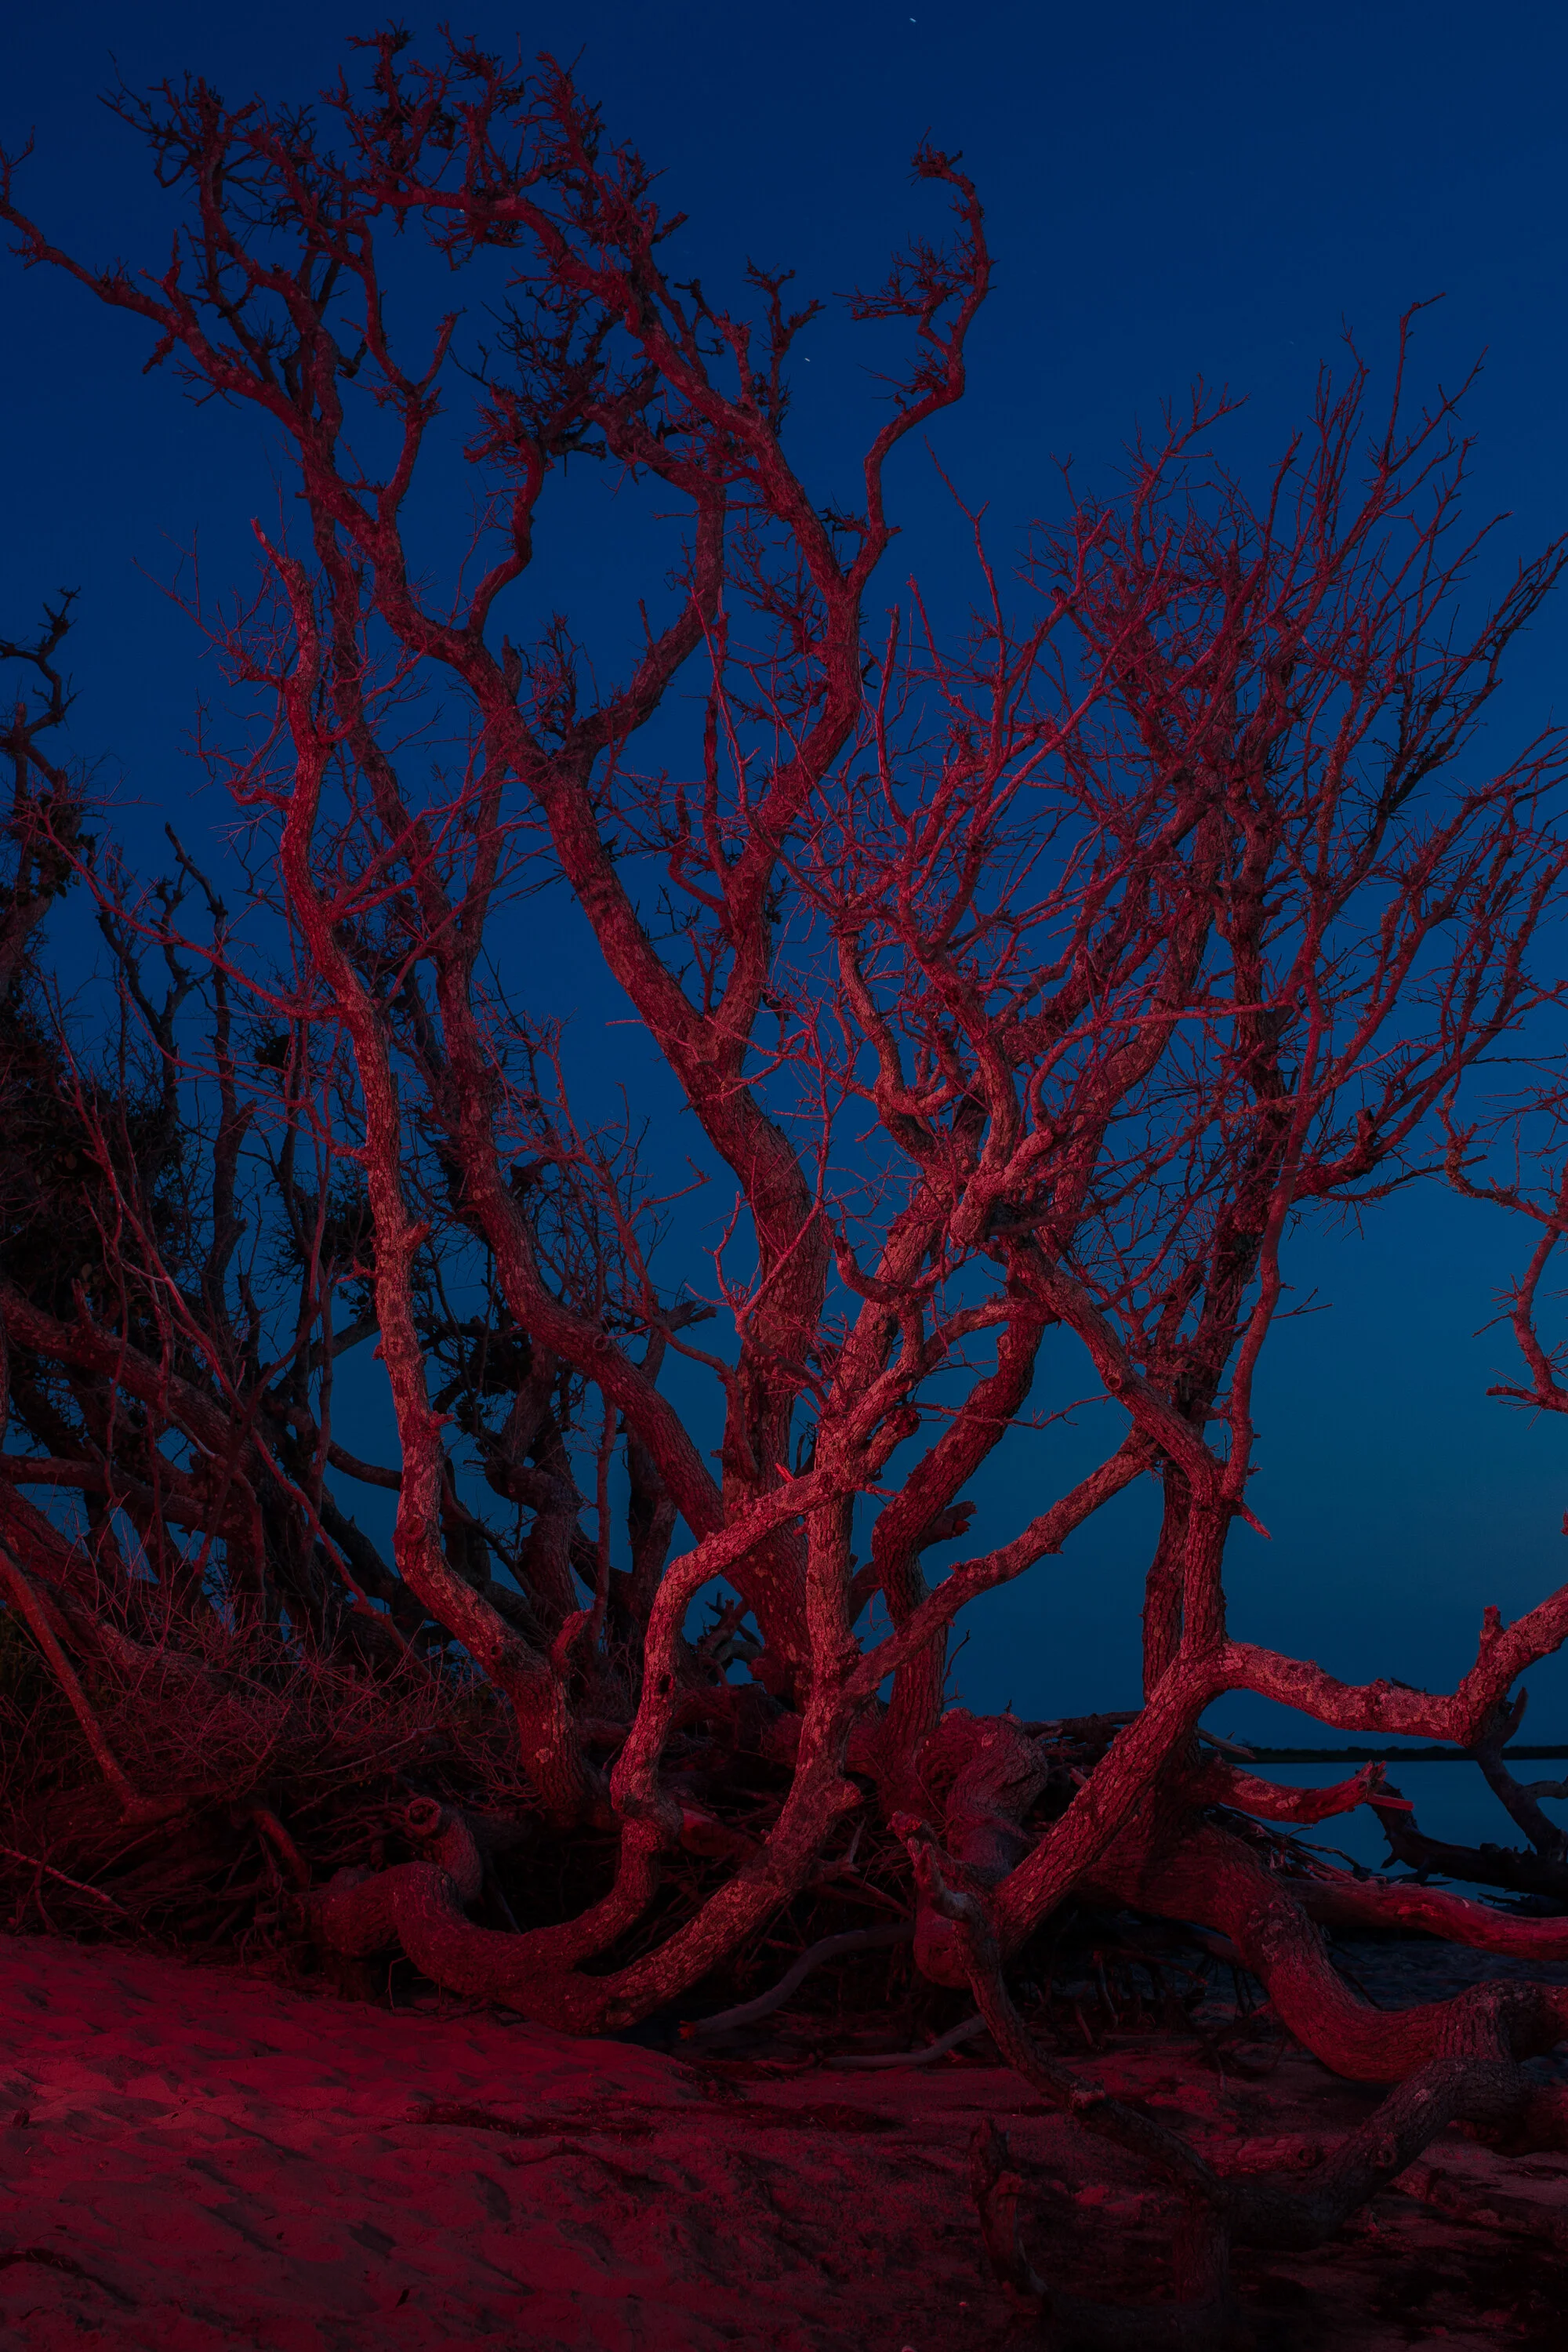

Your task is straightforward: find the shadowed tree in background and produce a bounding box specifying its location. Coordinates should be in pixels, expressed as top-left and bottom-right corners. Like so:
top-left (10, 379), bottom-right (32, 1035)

top-left (10, 31), bottom-right (1568, 2329)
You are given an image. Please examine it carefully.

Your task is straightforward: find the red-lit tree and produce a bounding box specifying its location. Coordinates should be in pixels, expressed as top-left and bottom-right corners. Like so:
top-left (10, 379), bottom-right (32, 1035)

top-left (9, 33), bottom-right (1568, 2321)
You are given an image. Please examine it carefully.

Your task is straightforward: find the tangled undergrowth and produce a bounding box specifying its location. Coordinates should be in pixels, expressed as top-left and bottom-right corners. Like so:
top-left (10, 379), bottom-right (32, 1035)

top-left (0, 1617), bottom-right (1221, 2054)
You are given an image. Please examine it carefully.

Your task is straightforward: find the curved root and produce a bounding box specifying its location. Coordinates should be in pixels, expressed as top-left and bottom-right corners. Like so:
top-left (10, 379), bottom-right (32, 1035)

top-left (1096, 1820), bottom-right (1568, 2082)
top-left (902, 1822), bottom-right (1568, 2345)
top-left (1294, 1859), bottom-right (1568, 1955)
top-left (307, 1856), bottom-right (640, 2030)
top-left (304, 1794), bottom-right (670, 2031)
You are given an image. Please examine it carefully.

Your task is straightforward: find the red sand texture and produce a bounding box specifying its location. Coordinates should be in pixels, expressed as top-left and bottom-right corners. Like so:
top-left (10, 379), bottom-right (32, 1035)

top-left (2, 1932), bottom-right (1566, 2350)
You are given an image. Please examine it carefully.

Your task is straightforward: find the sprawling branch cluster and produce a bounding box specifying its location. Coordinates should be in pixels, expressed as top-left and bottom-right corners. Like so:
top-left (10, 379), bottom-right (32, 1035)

top-left (8, 33), bottom-right (1568, 2320)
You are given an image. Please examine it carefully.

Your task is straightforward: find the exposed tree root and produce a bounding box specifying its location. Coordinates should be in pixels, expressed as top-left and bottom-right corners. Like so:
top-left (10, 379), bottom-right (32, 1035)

top-left (305, 1844), bottom-right (688, 2031)
top-left (304, 1792), bottom-right (822, 2032)
top-left (1293, 1857), bottom-right (1568, 1951)
top-left (680, 1923), bottom-right (913, 2041)
top-left (911, 1829), bottom-right (1568, 2345)
top-left (837, 2013), bottom-right (987, 2067)
top-left (1094, 1817), bottom-right (1568, 2082)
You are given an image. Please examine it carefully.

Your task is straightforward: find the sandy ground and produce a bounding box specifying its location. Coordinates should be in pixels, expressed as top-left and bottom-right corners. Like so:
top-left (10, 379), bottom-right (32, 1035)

top-left (2, 1931), bottom-right (1567, 2350)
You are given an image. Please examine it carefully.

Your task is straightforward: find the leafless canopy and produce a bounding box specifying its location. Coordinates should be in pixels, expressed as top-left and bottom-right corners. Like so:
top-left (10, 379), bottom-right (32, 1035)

top-left (9, 42), bottom-right (1568, 2311)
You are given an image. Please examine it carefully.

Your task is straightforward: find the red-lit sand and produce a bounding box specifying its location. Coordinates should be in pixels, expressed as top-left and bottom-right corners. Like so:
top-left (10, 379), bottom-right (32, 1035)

top-left (2, 1930), bottom-right (1566, 2349)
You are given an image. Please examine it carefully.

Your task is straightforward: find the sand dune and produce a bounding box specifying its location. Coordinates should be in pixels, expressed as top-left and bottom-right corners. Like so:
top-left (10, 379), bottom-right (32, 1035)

top-left (2, 1930), bottom-right (1566, 2349)
top-left (0, 1933), bottom-right (1008, 2350)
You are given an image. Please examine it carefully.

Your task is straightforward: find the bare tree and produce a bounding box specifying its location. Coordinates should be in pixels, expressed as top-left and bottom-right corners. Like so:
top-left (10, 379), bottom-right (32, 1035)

top-left (9, 33), bottom-right (1568, 2322)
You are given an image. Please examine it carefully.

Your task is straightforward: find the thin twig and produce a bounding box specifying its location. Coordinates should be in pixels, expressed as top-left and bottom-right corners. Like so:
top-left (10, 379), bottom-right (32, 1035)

top-left (0, 1844), bottom-right (132, 1917)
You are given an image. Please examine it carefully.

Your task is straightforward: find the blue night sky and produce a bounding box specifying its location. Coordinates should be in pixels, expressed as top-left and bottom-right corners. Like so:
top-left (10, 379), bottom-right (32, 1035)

top-left (4, 2), bottom-right (1568, 1751)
